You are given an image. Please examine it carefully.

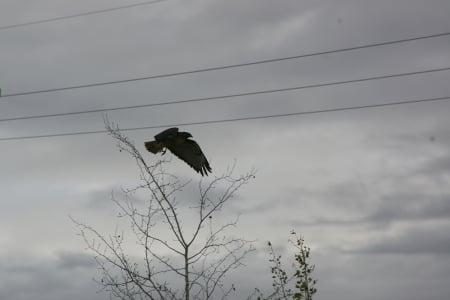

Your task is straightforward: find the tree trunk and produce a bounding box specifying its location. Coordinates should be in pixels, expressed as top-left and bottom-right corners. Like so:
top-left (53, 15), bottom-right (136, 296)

top-left (185, 247), bottom-right (189, 300)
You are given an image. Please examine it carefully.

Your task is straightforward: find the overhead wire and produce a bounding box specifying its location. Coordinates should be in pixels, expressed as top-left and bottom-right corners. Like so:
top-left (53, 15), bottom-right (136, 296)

top-left (1, 95), bottom-right (449, 141)
top-left (1, 66), bottom-right (449, 123)
top-left (0, 0), bottom-right (166, 31)
top-left (2, 31), bottom-right (450, 98)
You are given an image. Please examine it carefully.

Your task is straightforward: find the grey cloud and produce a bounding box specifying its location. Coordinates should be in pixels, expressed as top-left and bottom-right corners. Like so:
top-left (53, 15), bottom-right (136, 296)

top-left (313, 250), bottom-right (450, 300)
top-left (417, 153), bottom-right (450, 178)
top-left (0, 253), bottom-right (106, 300)
top-left (86, 186), bottom-right (121, 210)
top-left (366, 193), bottom-right (450, 224)
top-left (287, 191), bottom-right (450, 229)
top-left (57, 251), bottom-right (96, 269)
top-left (86, 184), bottom-right (147, 210)
top-left (234, 178), bottom-right (369, 214)
top-left (2, 1), bottom-right (450, 300)
top-left (350, 226), bottom-right (450, 255)
top-left (282, 161), bottom-right (450, 229)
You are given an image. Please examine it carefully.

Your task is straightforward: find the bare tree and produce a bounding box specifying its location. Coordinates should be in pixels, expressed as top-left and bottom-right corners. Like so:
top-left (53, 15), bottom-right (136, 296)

top-left (72, 122), bottom-right (255, 300)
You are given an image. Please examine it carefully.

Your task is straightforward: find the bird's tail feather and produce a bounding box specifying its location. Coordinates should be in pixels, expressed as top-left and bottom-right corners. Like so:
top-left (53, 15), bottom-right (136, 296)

top-left (145, 141), bottom-right (164, 154)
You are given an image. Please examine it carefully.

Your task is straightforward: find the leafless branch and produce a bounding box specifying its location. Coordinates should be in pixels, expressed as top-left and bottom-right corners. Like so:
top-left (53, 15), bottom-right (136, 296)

top-left (72, 119), bottom-right (256, 299)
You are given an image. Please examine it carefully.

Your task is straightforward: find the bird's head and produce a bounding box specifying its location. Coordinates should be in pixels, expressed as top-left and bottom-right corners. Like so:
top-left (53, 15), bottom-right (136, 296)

top-left (179, 132), bottom-right (193, 139)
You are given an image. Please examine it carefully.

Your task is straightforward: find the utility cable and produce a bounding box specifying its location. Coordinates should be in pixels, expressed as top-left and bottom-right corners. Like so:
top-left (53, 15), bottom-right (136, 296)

top-left (1, 66), bottom-right (449, 123)
top-left (1, 95), bottom-right (449, 141)
top-left (2, 31), bottom-right (450, 98)
top-left (0, 0), bottom-right (165, 31)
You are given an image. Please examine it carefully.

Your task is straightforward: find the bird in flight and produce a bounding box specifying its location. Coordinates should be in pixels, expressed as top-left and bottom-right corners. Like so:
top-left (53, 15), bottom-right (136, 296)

top-left (145, 127), bottom-right (212, 176)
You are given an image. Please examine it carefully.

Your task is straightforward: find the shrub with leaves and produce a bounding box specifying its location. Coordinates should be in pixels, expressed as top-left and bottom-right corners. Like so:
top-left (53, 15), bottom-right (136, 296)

top-left (252, 231), bottom-right (317, 300)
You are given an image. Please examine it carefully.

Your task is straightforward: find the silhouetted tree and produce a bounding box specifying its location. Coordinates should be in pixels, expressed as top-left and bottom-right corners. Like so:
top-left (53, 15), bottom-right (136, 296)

top-left (72, 121), bottom-right (255, 300)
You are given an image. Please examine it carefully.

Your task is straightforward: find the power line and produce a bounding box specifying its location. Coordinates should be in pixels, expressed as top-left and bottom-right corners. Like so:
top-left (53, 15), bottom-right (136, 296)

top-left (1, 66), bottom-right (449, 123)
top-left (0, 0), bottom-right (166, 31)
top-left (1, 95), bottom-right (449, 142)
top-left (2, 31), bottom-right (450, 98)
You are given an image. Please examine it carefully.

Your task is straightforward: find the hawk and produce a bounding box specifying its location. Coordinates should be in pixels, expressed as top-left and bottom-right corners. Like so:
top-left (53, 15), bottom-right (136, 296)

top-left (145, 127), bottom-right (212, 176)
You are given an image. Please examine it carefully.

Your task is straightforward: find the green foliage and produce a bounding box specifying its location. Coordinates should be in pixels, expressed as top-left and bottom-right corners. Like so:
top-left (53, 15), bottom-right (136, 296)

top-left (290, 230), bottom-right (318, 300)
top-left (254, 231), bottom-right (317, 300)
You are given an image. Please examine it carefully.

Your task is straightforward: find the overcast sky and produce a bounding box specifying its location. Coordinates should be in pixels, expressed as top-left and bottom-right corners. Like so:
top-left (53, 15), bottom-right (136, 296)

top-left (1, 0), bottom-right (450, 299)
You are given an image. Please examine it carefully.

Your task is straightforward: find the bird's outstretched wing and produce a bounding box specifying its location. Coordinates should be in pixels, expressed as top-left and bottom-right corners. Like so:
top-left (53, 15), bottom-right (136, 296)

top-left (167, 139), bottom-right (212, 176)
top-left (154, 127), bottom-right (178, 142)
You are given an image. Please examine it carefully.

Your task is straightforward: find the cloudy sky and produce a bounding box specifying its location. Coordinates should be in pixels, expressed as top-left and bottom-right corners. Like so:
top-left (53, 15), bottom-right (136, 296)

top-left (1, 0), bottom-right (450, 299)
